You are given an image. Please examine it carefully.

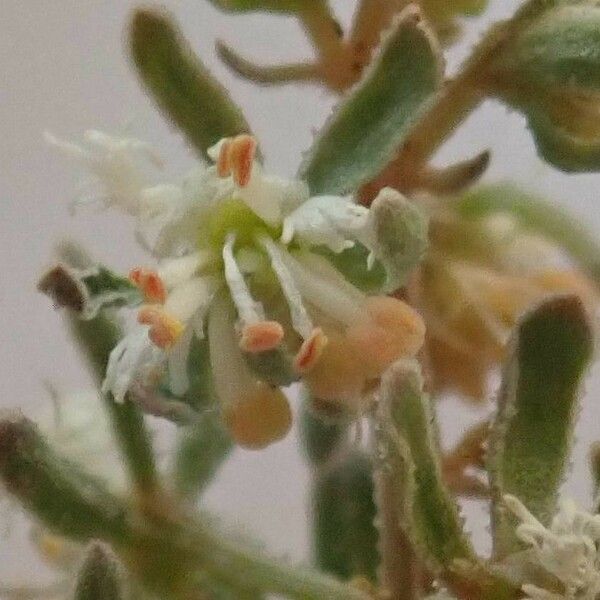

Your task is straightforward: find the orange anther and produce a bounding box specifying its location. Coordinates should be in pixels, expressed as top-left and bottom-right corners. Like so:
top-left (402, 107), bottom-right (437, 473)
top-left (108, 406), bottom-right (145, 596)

top-left (129, 267), bottom-right (167, 304)
top-left (138, 305), bottom-right (184, 349)
top-left (239, 320), bottom-right (284, 353)
top-left (217, 138), bottom-right (233, 178)
top-left (229, 134), bottom-right (257, 187)
top-left (294, 328), bottom-right (328, 373)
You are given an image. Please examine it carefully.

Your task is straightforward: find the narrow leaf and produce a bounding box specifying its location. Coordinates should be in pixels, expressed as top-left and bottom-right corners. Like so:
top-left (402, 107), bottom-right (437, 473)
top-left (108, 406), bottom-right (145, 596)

top-left (0, 415), bottom-right (129, 543)
top-left (488, 295), bottom-right (593, 557)
top-left (313, 452), bottom-right (378, 582)
top-left (456, 183), bottom-right (600, 284)
top-left (130, 9), bottom-right (252, 158)
top-left (74, 543), bottom-right (123, 600)
top-left (376, 359), bottom-right (474, 569)
top-left (300, 6), bottom-right (442, 195)
top-left (376, 360), bottom-right (516, 597)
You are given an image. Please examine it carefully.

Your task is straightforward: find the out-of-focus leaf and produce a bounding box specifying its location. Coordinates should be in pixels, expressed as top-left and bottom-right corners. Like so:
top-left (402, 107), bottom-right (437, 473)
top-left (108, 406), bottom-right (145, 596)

top-left (300, 7), bottom-right (442, 195)
top-left (206, 0), bottom-right (316, 13)
top-left (130, 9), bottom-right (253, 159)
top-left (488, 295), bottom-right (593, 558)
top-left (314, 451), bottom-right (378, 582)
top-left (74, 543), bottom-right (123, 600)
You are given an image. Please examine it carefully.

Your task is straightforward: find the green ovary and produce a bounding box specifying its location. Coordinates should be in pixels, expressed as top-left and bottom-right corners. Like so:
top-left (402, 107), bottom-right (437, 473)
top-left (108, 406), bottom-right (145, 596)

top-left (202, 198), bottom-right (282, 250)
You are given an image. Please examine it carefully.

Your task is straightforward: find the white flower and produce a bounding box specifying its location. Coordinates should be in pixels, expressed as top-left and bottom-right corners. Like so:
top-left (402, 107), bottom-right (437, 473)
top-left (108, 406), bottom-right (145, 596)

top-left (54, 131), bottom-right (426, 448)
top-left (504, 494), bottom-right (600, 600)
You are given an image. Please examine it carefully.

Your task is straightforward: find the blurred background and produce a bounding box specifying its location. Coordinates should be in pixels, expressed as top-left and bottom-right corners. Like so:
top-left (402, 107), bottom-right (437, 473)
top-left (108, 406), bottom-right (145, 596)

top-left (2, 0), bottom-right (600, 584)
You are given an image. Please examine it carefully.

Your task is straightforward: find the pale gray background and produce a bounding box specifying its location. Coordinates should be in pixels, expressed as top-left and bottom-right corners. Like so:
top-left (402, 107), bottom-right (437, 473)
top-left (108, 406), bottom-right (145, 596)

top-left (2, 0), bottom-right (600, 585)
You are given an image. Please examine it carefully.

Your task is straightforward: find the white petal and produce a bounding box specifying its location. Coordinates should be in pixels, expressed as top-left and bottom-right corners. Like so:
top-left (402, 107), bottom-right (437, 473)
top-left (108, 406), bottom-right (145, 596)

top-left (158, 252), bottom-right (214, 289)
top-left (164, 276), bottom-right (218, 322)
top-left (102, 326), bottom-right (164, 402)
top-left (281, 195), bottom-right (369, 253)
top-left (168, 327), bottom-right (194, 396)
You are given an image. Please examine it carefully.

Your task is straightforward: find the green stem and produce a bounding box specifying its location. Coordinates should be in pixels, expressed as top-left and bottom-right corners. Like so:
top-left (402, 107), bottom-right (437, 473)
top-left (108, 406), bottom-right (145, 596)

top-left (298, 1), bottom-right (345, 64)
top-left (456, 184), bottom-right (600, 285)
top-left (68, 313), bottom-right (159, 495)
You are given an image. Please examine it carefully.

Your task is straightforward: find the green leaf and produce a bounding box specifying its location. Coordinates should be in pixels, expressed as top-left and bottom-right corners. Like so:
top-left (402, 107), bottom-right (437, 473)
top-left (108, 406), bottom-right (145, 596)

top-left (376, 360), bottom-right (517, 598)
top-left (376, 359), bottom-right (474, 570)
top-left (456, 183), bottom-right (600, 284)
top-left (313, 452), bottom-right (378, 583)
top-left (488, 295), bottom-right (593, 558)
top-left (74, 543), bottom-right (123, 600)
top-left (300, 6), bottom-right (442, 195)
top-left (0, 416), bottom-right (129, 544)
top-left (39, 264), bottom-right (142, 320)
top-left (206, 0), bottom-right (313, 13)
top-left (130, 9), bottom-right (253, 159)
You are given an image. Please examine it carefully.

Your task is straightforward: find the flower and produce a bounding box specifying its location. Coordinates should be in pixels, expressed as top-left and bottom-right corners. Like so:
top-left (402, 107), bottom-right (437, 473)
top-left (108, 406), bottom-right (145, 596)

top-left (504, 494), bottom-right (600, 600)
top-left (51, 131), bottom-right (426, 448)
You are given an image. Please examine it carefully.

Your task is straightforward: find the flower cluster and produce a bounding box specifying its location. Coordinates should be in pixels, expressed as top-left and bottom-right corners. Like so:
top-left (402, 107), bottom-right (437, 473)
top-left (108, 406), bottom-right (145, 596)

top-left (504, 494), bottom-right (600, 600)
top-left (50, 131), bottom-right (427, 448)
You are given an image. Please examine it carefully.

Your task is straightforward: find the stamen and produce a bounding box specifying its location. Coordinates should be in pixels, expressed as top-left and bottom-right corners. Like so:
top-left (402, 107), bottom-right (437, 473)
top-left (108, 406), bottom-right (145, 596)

top-left (294, 327), bottom-right (328, 373)
top-left (240, 321), bottom-right (284, 353)
top-left (217, 138), bottom-right (233, 178)
top-left (222, 233), bottom-right (265, 325)
top-left (258, 236), bottom-right (314, 339)
top-left (138, 305), bottom-right (184, 349)
top-left (215, 135), bottom-right (257, 187)
top-left (129, 267), bottom-right (166, 304)
top-left (229, 134), bottom-right (257, 187)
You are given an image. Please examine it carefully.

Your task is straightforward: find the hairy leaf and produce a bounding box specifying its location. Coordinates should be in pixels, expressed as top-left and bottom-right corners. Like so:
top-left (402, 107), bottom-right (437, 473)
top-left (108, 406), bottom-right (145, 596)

top-left (130, 9), bottom-right (252, 158)
top-left (489, 295), bottom-right (593, 557)
top-left (300, 7), bottom-right (442, 195)
top-left (75, 543), bottom-right (123, 600)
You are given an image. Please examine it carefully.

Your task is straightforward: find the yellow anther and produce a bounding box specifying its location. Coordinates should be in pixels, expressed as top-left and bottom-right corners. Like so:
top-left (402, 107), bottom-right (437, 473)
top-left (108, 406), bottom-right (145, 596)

top-left (38, 533), bottom-right (66, 563)
top-left (138, 305), bottom-right (184, 349)
top-left (294, 328), bottom-right (328, 374)
top-left (239, 320), bottom-right (285, 353)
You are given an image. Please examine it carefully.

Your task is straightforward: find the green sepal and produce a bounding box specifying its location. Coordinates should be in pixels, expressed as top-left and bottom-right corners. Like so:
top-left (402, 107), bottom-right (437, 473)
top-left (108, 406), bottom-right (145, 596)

top-left (488, 295), bottom-right (594, 558)
top-left (130, 9), bottom-right (253, 159)
top-left (313, 451), bottom-right (378, 583)
top-left (299, 395), bottom-right (347, 466)
top-left (455, 183), bottom-right (600, 284)
top-left (0, 415), bottom-right (129, 544)
top-left (206, 0), bottom-right (313, 13)
top-left (496, 5), bottom-right (600, 92)
top-left (315, 244), bottom-right (386, 294)
top-left (244, 347), bottom-right (299, 387)
top-left (74, 543), bottom-right (123, 600)
top-left (525, 107), bottom-right (600, 173)
top-left (300, 6), bottom-right (443, 195)
top-left (38, 264), bottom-right (141, 320)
